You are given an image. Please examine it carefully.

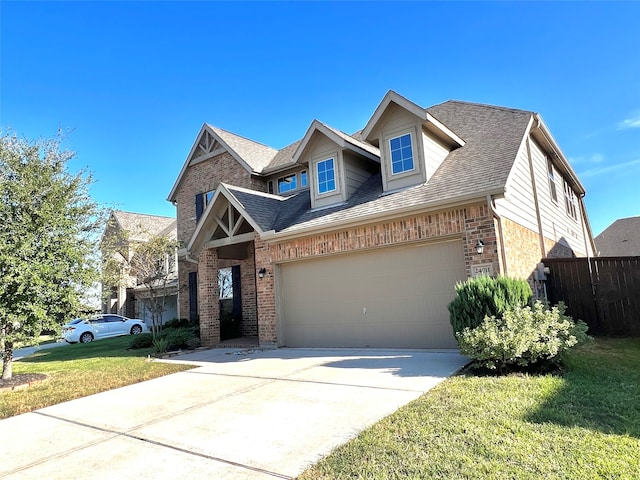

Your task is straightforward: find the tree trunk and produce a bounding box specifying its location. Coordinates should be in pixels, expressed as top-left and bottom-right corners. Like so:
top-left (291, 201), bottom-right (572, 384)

top-left (2, 340), bottom-right (14, 380)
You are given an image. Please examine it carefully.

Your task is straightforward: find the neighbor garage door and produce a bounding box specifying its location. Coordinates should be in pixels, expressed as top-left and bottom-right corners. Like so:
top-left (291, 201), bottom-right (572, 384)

top-left (279, 239), bottom-right (466, 349)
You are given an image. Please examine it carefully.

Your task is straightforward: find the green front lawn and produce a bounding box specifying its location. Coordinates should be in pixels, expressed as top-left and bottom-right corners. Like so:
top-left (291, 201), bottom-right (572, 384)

top-left (301, 338), bottom-right (640, 479)
top-left (1, 336), bottom-right (193, 419)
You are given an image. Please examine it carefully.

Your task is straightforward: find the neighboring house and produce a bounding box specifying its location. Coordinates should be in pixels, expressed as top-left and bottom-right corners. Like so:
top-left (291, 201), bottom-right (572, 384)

top-left (167, 90), bottom-right (596, 349)
top-left (595, 216), bottom-right (640, 256)
top-left (101, 210), bottom-right (178, 327)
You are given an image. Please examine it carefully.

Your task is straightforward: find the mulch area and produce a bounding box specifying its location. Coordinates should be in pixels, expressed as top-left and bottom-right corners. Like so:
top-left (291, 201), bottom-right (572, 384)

top-left (0, 373), bottom-right (49, 392)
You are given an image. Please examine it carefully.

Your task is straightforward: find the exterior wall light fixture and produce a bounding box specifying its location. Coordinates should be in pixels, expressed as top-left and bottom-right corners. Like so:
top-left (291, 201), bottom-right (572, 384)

top-left (258, 267), bottom-right (267, 279)
top-left (476, 239), bottom-right (485, 255)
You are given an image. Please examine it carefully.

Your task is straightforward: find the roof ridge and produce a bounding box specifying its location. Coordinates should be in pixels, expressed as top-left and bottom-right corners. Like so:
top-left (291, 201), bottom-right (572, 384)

top-left (432, 99), bottom-right (534, 115)
top-left (207, 124), bottom-right (278, 152)
top-left (113, 210), bottom-right (175, 220)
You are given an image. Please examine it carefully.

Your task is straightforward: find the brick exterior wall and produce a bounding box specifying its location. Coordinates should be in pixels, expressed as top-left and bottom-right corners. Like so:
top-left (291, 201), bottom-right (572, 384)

top-left (253, 203), bottom-right (500, 346)
top-left (174, 152), bottom-right (265, 244)
top-left (502, 217), bottom-right (580, 284)
top-left (198, 248), bottom-right (220, 346)
top-left (254, 237), bottom-right (277, 346)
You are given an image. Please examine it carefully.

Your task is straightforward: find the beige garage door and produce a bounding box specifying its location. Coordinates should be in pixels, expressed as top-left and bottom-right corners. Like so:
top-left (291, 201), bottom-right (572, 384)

top-left (279, 239), bottom-right (466, 349)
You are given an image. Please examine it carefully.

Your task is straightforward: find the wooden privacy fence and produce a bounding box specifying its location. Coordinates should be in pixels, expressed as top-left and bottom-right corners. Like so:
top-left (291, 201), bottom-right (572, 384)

top-left (543, 256), bottom-right (640, 336)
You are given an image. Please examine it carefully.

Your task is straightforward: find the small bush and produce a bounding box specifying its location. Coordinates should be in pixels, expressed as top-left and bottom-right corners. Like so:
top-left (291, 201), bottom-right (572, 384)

top-left (456, 301), bottom-right (590, 371)
top-left (161, 328), bottom-right (198, 351)
top-left (130, 333), bottom-right (154, 349)
top-left (163, 318), bottom-right (197, 330)
top-left (186, 337), bottom-right (201, 350)
top-left (152, 337), bottom-right (169, 354)
top-left (448, 276), bottom-right (532, 334)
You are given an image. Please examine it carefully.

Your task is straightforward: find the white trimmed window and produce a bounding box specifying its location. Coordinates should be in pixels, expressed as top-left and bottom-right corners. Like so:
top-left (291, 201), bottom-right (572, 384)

top-left (278, 174), bottom-right (297, 194)
top-left (316, 158), bottom-right (336, 194)
top-left (301, 170), bottom-right (308, 188)
top-left (564, 180), bottom-right (578, 220)
top-left (547, 160), bottom-right (558, 203)
top-left (389, 133), bottom-right (414, 175)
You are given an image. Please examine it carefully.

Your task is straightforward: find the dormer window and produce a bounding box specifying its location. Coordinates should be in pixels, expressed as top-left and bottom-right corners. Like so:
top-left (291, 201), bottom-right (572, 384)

top-left (317, 158), bottom-right (336, 194)
top-left (278, 174), bottom-right (297, 194)
top-left (389, 133), bottom-right (414, 175)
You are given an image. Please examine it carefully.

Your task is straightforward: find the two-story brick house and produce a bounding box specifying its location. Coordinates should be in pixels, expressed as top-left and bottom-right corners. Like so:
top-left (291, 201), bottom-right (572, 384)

top-left (168, 91), bottom-right (595, 349)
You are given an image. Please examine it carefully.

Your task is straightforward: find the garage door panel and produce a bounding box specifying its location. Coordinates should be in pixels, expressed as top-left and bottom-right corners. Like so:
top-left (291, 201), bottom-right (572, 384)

top-left (280, 240), bottom-right (465, 349)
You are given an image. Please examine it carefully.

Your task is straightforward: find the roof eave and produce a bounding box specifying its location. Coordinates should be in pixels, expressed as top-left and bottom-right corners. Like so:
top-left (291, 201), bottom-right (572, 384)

top-left (260, 188), bottom-right (505, 243)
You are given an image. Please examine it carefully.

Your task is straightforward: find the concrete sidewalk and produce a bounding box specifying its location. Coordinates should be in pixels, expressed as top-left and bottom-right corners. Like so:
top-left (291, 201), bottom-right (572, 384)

top-left (0, 348), bottom-right (468, 479)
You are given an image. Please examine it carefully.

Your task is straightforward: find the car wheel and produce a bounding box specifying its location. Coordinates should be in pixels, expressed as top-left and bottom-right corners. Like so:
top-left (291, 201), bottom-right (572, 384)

top-left (130, 325), bottom-right (143, 335)
top-left (80, 332), bottom-right (94, 343)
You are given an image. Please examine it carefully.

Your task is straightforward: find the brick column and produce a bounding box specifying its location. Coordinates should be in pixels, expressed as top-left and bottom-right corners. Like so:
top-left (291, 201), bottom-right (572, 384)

top-left (464, 203), bottom-right (500, 278)
top-left (254, 237), bottom-right (277, 347)
top-left (198, 247), bottom-right (220, 346)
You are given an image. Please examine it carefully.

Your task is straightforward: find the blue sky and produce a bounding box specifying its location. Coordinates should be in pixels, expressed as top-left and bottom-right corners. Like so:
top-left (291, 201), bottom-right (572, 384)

top-left (2, 1), bottom-right (639, 236)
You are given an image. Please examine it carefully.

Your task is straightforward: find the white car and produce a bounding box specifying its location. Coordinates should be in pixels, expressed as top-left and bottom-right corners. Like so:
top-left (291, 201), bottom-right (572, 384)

top-left (62, 314), bottom-right (148, 343)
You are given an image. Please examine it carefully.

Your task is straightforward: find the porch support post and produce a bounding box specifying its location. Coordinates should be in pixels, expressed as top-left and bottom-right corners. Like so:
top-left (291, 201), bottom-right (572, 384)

top-left (198, 247), bottom-right (220, 346)
top-left (254, 237), bottom-right (277, 347)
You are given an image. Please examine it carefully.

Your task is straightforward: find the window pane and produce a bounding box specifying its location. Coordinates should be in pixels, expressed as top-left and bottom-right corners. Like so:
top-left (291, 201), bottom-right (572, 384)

top-left (301, 170), bottom-right (308, 187)
top-left (389, 133), bottom-right (414, 175)
top-left (278, 174), bottom-right (297, 193)
top-left (317, 158), bottom-right (336, 194)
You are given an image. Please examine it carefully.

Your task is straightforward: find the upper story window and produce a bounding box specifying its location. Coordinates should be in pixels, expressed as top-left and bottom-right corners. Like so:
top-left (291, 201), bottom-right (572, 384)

top-left (317, 158), bottom-right (336, 194)
top-left (300, 170), bottom-right (308, 188)
top-left (547, 159), bottom-right (558, 203)
top-left (195, 189), bottom-right (215, 223)
top-left (389, 133), bottom-right (414, 175)
top-left (278, 174), bottom-right (297, 194)
top-left (564, 180), bottom-right (578, 220)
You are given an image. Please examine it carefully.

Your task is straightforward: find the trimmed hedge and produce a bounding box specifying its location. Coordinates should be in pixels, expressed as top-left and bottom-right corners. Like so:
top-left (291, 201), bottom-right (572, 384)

top-left (448, 276), bottom-right (533, 334)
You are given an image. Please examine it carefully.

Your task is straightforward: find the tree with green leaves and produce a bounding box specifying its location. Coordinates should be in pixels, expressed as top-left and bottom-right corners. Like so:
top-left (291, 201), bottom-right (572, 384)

top-left (101, 219), bottom-right (179, 339)
top-left (0, 132), bottom-right (104, 380)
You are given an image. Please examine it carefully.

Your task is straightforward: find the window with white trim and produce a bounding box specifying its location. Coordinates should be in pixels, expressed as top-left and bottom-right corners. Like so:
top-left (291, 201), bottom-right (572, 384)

top-left (547, 159), bottom-right (558, 203)
top-left (300, 170), bottom-right (308, 188)
top-left (564, 180), bottom-right (578, 220)
top-left (316, 158), bottom-right (336, 194)
top-left (389, 133), bottom-right (414, 175)
top-left (278, 174), bottom-right (297, 194)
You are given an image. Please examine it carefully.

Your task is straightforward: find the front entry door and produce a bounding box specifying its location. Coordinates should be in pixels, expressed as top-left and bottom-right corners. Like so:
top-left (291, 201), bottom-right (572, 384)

top-left (220, 265), bottom-right (242, 340)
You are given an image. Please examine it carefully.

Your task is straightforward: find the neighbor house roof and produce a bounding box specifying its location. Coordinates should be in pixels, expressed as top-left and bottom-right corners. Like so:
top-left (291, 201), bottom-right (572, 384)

top-left (595, 216), bottom-right (640, 256)
top-left (111, 210), bottom-right (177, 242)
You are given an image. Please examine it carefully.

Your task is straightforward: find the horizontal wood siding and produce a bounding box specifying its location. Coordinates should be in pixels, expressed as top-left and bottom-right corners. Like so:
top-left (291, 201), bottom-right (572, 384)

top-left (529, 138), bottom-right (587, 256)
top-left (422, 129), bottom-right (449, 180)
top-left (496, 141), bottom-right (538, 231)
top-left (343, 151), bottom-right (377, 198)
top-left (544, 256), bottom-right (640, 336)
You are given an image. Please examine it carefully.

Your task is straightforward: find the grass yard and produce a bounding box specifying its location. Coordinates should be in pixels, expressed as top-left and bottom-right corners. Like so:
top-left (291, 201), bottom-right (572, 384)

top-left (300, 338), bottom-right (640, 479)
top-left (1, 336), bottom-right (193, 419)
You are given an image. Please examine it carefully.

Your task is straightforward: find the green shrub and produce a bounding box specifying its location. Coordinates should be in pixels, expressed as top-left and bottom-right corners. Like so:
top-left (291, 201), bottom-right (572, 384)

top-left (161, 328), bottom-right (198, 351)
top-left (448, 276), bottom-right (532, 334)
top-left (456, 301), bottom-right (590, 370)
top-left (186, 337), bottom-right (201, 350)
top-left (163, 318), bottom-right (197, 330)
top-left (152, 337), bottom-right (169, 354)
top-left (130, 333), bottom-right (154, 349)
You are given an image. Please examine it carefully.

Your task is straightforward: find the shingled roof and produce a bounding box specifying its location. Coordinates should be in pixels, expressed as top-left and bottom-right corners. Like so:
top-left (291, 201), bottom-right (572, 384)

top-left (595, 216), bottom-right (640, 256)
top-left (204, 100), bottom-right (535, 237)
top-left (111, 210), bottom-right (176, 242)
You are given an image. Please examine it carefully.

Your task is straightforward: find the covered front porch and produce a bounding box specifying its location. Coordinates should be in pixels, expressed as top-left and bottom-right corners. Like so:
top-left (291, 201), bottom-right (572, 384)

top-left (185, 184), bottom-right (277, 347)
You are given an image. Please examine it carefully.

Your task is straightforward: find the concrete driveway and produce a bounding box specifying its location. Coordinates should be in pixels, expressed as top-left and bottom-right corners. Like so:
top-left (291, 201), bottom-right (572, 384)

top-left (0, 348), bottom-right (468, 479)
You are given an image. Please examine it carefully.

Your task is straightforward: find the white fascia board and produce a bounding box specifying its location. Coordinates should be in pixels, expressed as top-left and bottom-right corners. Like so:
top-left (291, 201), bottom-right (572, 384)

top-left (361, 90), bottom-right (427, 141)
top-left (424, 113), bottom-right (465, 147)
top-left (167, 123), bottom-right (209, 202)
top-left (293, 120), bottom-right (380, 164)
top-left (534, 114), bottom-right (585, 195)
top-left (167, 124), bottom-right (257, 202)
